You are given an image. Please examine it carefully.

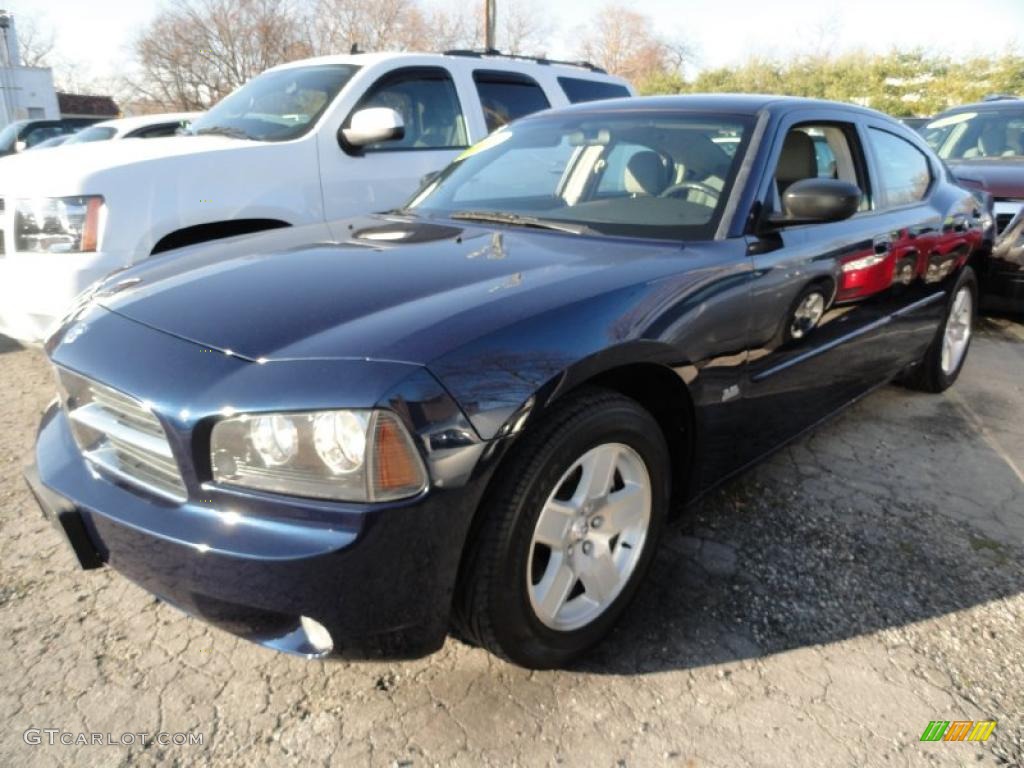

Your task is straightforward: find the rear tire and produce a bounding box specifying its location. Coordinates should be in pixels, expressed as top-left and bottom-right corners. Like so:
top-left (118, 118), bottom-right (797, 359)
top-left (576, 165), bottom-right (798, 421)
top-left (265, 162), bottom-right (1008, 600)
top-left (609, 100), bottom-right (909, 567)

top-left (452, 388), bottom-right (670, 669)
top-left (903, 267), bottom-right (977, 393)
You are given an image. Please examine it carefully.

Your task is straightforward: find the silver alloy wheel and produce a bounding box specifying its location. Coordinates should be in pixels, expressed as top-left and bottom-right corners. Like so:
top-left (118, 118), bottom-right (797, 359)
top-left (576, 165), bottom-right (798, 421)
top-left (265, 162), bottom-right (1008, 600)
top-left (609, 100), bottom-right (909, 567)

top-left (941, 286), bottom-right (973, 375)
top-left (790, 291), bottom-right (826, 340)
top-left (527, 442), bottom-right (652, 632)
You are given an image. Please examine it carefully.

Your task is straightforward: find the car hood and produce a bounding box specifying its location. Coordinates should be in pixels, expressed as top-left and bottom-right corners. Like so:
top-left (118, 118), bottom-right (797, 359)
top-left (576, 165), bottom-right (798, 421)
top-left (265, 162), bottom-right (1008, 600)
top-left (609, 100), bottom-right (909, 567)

top-left (89, 215), bottom-right (690, 364)
top-left (948, 158), bottom-right (1024, 199)
top-left (0, 135), bottom-right (255, 195)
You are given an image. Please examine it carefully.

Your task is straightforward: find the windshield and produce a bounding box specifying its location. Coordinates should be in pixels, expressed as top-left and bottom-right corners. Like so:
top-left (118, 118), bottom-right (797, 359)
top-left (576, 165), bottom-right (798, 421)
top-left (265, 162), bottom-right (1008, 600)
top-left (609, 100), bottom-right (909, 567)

top-left (66, 126), bottom-right (117, 144)
top-left (923, 108), bottom-right (1024, 160)
top-left (408, 110), bottom-right (753, 240)
top-left (187, 64), bottom-right (358, 142)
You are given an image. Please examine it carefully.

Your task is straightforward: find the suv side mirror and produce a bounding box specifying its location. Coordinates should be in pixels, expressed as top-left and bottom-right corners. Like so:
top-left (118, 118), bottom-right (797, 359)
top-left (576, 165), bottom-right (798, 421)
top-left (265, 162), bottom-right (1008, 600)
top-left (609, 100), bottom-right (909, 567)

top-left (340, 108), bottom-right (405, 149)
top-left (14, 140), bottom-right (26, 153)
top-left (768, 178), bottom-right (862, 227)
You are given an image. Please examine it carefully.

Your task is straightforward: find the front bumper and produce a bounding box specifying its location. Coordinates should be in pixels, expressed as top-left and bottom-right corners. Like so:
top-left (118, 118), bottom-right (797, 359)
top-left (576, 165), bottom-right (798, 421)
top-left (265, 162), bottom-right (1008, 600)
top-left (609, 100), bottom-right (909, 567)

top-left (28, 402), bottom-right (482, 659)
top-left (0, 249), bottom-right (126, 343)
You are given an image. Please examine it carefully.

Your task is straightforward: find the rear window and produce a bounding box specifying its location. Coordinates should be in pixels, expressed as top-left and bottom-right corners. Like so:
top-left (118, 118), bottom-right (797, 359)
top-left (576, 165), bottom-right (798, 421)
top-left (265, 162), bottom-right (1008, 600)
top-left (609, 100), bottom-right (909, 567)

top-left (558, 77), bottom-right (630, 104)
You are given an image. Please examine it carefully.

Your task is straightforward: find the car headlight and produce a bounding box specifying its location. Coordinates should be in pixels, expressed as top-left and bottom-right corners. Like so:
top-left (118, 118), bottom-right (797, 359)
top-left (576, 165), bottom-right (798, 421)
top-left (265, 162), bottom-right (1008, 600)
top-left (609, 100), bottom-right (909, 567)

top-left (14, 196), bottom-right (104, 253)
top-left (210, 409), bottom-right (428, 502)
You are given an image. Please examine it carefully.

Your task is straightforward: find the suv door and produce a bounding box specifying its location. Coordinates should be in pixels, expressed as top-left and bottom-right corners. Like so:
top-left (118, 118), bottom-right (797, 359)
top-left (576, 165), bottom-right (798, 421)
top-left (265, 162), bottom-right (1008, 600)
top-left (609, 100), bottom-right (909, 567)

top-left (739, 110), bottom-right (945, 464)
top-left (320, 66), bottom-right (470, 220)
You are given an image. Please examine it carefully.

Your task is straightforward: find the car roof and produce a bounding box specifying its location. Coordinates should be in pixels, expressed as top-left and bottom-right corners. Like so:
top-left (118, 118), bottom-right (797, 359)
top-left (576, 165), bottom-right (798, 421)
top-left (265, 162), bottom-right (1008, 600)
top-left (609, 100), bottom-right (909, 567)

top-left (934, 98), bottom-right (1023, 116)
top-left (526, 93), bottom-right (896, 121)
top-left (267, 51), bottom-right (621, 78)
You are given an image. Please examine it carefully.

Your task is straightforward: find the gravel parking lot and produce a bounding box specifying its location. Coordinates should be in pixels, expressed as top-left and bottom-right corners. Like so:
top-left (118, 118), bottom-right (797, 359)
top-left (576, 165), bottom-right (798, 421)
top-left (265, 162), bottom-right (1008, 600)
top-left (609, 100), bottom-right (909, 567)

top-left (1, 319), bottom-right (1022, 768)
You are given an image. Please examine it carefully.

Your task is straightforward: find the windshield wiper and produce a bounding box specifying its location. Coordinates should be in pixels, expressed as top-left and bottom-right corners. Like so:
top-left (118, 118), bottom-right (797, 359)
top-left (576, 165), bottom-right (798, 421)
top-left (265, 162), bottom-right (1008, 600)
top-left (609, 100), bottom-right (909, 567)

top-left (191, 126), bottom-right (253, 140)
top-left (449, 210), bottom-right (595, 235)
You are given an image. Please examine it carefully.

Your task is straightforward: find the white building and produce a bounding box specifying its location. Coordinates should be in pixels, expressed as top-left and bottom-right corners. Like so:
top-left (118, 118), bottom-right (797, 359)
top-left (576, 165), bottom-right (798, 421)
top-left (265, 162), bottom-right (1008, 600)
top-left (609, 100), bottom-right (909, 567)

top-left (0, 10), bottom-right (60, 128)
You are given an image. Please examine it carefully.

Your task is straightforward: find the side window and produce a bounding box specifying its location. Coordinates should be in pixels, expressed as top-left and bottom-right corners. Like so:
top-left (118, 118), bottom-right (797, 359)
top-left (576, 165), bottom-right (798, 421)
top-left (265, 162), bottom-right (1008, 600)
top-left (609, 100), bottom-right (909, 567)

top-left (557, 77), bottom-right (630, 104)
top-left (772, 123), bottom-right (867, 213)
top-left (131, 123), bottom-right (183, 139)
top-left (351, 67), bottom-right (467, 151)
top-left (473, 71), bottom-right (550, 133)
top-left (867, 128), bottom-right (932, 207)
top-left (23, 126), bottom-right (62, 147)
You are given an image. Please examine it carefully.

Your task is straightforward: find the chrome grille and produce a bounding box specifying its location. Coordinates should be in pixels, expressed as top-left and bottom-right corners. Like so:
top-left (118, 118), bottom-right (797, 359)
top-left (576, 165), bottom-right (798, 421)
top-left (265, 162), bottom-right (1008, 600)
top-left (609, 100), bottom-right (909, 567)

top-left (57, 368), bottom-right (187, 502)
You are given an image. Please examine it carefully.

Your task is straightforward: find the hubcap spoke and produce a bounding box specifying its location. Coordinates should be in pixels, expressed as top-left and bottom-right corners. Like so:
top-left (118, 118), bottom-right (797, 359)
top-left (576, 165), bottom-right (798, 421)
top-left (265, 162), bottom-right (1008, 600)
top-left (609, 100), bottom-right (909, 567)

top-left (578, 546), bottom-right (620, 604)
top-left (534, 558), bottom-right (576, 624)
top-left (602, 482), bottom-right (645, 533)
top-left (533, 500), bottom-right (576, 548)
top-left (575, 445), bottom-right (619, 504)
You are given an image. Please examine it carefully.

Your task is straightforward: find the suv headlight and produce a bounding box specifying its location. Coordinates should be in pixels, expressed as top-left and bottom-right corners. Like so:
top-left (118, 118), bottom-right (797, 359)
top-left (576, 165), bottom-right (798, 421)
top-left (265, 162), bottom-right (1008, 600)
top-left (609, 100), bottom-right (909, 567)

top-left (210, 409), bottom-right (428, 502)
top-left (14, 196), bottom-right (104, 253)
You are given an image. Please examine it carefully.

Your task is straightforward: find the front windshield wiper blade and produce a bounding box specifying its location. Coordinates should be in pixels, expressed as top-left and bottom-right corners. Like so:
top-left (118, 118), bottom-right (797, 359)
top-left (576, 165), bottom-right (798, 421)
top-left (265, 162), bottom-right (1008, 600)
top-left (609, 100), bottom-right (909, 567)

top-left (190, 126), bottom-right (253, 140)
top-left (449, 210), bottom-right (595, 235)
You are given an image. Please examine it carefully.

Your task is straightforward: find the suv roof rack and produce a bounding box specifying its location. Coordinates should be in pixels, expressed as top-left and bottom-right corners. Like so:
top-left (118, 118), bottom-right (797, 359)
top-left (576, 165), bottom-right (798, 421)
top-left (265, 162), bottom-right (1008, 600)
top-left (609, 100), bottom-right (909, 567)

top-left (982, 93), bottom-right (1020, 102)
top-left (443, 48), bottom-right (607, 74)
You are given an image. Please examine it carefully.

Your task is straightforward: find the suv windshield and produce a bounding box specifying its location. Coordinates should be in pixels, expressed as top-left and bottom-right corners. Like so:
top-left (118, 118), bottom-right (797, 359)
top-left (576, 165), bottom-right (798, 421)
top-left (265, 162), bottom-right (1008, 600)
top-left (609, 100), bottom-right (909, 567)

top-left (187, 64), bottom-right (359, 142)
top-left (923, 108), bottom-right (1024, 160)
top-left (408, 110), bottom-right (752, 240)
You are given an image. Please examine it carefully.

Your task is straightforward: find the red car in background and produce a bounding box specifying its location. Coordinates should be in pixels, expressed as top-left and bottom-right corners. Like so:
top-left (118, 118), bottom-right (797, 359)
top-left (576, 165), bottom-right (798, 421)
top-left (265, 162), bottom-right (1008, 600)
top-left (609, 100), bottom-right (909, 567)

top-left (923, 97), bottom-right (1024, 312)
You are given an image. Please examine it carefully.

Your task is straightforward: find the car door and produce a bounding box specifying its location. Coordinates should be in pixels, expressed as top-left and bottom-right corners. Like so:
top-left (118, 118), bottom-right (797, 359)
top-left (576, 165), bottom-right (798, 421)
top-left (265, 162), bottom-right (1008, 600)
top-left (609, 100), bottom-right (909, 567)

top-left (739, 109), bottom-right (943, 465)
top-left (320, 66), bottom-right (471, 219)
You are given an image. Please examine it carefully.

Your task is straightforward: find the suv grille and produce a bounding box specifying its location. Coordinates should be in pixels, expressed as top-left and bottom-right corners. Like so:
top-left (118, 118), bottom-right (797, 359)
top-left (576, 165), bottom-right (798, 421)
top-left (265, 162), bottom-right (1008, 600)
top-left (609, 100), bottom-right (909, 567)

top-left (57, 368), bottom-right (187, 502)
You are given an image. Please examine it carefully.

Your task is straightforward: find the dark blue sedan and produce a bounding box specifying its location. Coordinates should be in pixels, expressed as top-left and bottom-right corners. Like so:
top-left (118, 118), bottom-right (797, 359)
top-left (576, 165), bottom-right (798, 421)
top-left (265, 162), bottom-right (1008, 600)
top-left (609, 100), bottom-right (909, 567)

top-left (28, 95), bottom-right (986, 668)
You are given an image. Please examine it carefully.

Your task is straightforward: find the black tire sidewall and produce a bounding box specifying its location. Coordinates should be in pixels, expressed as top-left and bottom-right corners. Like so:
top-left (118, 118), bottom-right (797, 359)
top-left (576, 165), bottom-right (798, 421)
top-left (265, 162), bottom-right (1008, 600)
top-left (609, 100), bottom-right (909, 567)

top-left (488, 401), bottom-right (670, 667)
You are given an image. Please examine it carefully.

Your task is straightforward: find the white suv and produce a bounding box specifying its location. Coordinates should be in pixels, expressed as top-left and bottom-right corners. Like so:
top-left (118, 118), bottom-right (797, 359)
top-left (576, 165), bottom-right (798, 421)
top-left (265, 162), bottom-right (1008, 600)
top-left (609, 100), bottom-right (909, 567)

top-left (0, 51), bottom-right (631, 342)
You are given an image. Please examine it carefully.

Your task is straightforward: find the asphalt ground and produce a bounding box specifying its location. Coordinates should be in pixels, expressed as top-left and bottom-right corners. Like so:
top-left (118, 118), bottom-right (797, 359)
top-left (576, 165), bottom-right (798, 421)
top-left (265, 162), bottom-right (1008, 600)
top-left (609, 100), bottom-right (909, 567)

top-left (1, 317), bottom-right (1021, 767)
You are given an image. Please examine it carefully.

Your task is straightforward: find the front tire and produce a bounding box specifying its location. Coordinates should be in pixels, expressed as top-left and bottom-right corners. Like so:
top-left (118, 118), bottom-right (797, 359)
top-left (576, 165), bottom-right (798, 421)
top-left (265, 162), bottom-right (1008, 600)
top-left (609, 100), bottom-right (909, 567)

top-left (903, 266), bottom-right (978, 393)
top-left (453, 388), bottom-right (670, 669)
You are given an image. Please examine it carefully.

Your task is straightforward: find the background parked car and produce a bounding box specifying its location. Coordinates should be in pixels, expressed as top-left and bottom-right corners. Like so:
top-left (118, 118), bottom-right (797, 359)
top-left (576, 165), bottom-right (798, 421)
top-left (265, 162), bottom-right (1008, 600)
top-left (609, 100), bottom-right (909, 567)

top-left (0, 51), bottom-right (632, 343)
top-left (63, 112), bottom-right (201, 144)
top-left (923, 96), bottom-right (1024, 312)
top-left (0, 117), bottom-right (104, 156)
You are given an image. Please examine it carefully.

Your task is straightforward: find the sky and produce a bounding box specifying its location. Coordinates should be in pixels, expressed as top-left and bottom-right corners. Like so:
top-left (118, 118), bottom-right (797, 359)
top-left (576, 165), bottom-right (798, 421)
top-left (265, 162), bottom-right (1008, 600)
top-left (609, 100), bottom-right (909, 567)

top-left (7, 0), bottom-right (1024, 85)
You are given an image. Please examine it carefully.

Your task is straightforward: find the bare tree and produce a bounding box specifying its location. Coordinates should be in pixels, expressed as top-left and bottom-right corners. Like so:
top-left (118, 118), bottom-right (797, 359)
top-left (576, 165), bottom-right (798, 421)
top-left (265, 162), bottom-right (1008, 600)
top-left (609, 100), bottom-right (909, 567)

top-left (129, 0), bottom-right (555, 111)
top-left (498, 0), bottom-right (552, 56)
top-left (132, 0), bottom-right (309, 110)
top-left (308, 0), bottom-right (476, 55)
top-left (576, 4), bottom-right (690, 83)
top-left (15, 13), bottom-right (56, 68)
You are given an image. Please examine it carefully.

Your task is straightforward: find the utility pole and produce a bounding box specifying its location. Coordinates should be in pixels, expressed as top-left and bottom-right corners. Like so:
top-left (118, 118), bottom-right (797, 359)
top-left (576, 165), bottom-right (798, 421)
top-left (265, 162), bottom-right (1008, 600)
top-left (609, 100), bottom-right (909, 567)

top-left (484, 0), bottom-right (496, 52)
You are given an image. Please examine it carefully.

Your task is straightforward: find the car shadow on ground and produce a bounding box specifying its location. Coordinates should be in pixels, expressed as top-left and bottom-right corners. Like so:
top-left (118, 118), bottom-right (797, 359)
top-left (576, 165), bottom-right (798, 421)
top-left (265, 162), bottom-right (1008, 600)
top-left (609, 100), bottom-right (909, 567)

top-left (0, 335), bottom-right (24, 356)
top-left (574, 403), bottom-right (1024, 678)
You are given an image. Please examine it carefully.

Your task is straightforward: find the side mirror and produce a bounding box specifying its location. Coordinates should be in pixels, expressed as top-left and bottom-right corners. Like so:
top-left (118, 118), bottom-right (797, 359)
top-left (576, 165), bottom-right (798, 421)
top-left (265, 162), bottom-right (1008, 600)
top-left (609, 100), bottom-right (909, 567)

top-left (769, 178), bottom-right (862, 226)
top-left (14, 140), bottom-right (26, 153)
top-left (340, 107), bottom-right (405, 149)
